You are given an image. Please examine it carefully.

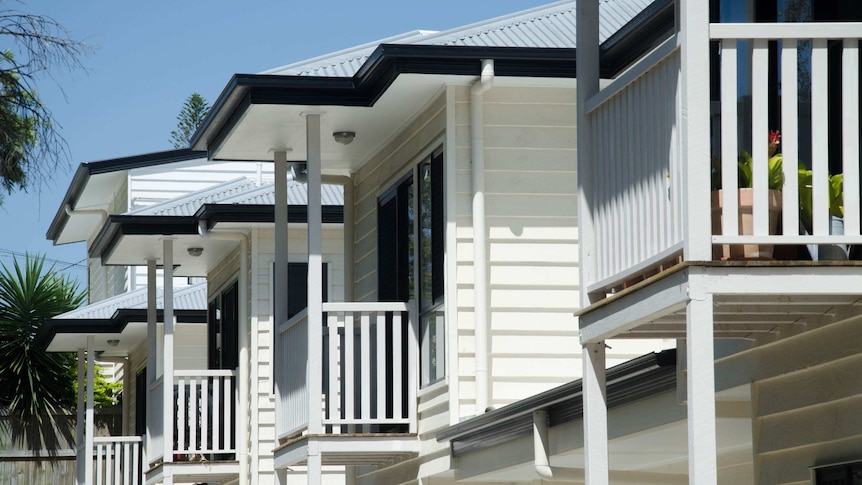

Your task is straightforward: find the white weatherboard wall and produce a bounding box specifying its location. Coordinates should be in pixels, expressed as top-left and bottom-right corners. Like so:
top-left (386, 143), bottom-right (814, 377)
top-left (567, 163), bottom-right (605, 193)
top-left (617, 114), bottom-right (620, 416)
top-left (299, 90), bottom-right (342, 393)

top-left (88, 177), bottom-right (129, 303)
top-left (452, 84), bottom-right (583, 414)
top-left (750, 315), bottom-right (862, 485)
top-left (246, 226), bottom-right (345, 485)
top-left (352, 90), bottom-right (449, 481)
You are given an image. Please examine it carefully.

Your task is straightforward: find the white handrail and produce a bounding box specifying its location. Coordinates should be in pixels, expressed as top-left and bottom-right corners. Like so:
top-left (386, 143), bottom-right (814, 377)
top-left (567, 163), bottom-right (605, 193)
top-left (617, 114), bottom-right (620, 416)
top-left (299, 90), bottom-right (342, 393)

top-left (711, 22), bottom-right (862, 40)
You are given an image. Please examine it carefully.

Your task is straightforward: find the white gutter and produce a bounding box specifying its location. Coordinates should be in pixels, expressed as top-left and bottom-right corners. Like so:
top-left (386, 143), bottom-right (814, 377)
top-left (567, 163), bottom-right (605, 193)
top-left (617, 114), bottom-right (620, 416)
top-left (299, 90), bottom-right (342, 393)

top-left (65, 203), bottom-right (108, 222)
top-left (471, 58), bottom-right (494, 413)
top-left (533, 410), bottom-right (688, 484)
top-left (197, 222), bottom-right (250, 485)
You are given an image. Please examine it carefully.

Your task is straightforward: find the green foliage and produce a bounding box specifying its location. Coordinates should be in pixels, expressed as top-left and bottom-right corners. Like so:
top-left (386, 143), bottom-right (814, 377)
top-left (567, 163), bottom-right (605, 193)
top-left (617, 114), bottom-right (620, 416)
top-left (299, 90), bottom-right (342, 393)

top-left (798, 169), bottom-right (843, 230)
top-left (0, 9), bottom-right (92, 204)
top-left (70, 363), bottom-right (122, 408)
top-left (170, 93), bottom-right (210, 148)
top-left (711, 151), bottom-right (784, 191)
top-left (0, 254), bottom-right (85, 455)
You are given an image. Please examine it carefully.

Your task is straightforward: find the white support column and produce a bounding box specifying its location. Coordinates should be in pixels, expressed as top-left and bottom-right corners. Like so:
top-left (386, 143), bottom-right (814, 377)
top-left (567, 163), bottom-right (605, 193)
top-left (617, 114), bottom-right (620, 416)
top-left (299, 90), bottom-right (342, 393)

top-left (583, 342), bottom-right (608, 485)
top-left (680, 0), bottom-right (713, 260)
top-left (76, 347), bottom-right (85, 485)
top-left (122, 358), bottom-right (130, 434)
top-left (162, 239), bottom-right (175, 464)
top-left (686, 291), bottom-right (717, 485)
top-left (85, 336), bottom-right (95, 484)
top-left (145, 259), bottom-right (157, 460)
top-left (306, 113), bottom-right (324, 485)
top-left (576, 0), bottom-right (600, 305)
top-left (273, 150), bottom-right (289, 392)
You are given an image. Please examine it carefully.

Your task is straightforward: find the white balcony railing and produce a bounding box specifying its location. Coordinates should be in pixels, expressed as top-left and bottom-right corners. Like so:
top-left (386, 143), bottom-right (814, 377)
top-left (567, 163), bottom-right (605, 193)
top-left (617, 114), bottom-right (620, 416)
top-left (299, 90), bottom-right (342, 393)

top-left (582, 35), bottom-right (685, 295)
top-left (711, 23), bottom-right (861, 248)
top-left (276, 302), bottom-right (416, 441)
top-left (583, 23), bottom-right (862, 297)
top-left (93, 436), bottom-right (142, 485)
top-left (174, 369), bottom-right (237, 457)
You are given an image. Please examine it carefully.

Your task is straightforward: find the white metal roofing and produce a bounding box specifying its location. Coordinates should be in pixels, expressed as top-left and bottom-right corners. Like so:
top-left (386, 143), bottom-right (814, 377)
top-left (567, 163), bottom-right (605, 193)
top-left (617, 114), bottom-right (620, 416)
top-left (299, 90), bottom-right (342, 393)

top-left (127, 177), bottom-right (344, 217)
top-left (54, 282), bottom-right (208, 320)
top-left (263, 0), bottom-right (653, 77)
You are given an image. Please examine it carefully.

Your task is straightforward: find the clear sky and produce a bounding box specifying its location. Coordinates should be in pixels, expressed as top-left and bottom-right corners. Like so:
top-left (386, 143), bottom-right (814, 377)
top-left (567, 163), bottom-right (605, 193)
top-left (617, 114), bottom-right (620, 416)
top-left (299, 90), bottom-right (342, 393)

top-left (1, 0), bottom-right (551, 286)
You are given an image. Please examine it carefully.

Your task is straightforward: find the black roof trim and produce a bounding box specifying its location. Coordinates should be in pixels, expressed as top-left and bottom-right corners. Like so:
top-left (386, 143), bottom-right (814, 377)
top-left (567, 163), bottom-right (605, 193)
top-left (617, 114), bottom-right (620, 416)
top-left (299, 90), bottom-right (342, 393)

top-left (47, 148), bottom-right (207, 243)
top-left (89, 205), bottom-right (344, 263)
top-left (196, 204), bottom-right (345, 230)
top-left (89, 215), bottom-right (200, 263)
top-left (38, 309), bottom-right (207, 349)
top-left (599, 0), bottom-right (675, 77)
top-left (435, 349), bottom-right (677, 457)
top-left (192, 0), bottom-right (675, 156)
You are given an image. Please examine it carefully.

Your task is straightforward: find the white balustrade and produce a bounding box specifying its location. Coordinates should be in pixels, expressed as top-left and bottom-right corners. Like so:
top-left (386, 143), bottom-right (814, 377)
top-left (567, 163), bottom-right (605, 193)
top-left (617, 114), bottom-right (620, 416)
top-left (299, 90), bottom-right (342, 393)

top-left (275, 302), bottom-right (416, 441)
top-left (93, 436), bottom-right (142, 485)
top-left (173, 369), bottom-right (237, 456)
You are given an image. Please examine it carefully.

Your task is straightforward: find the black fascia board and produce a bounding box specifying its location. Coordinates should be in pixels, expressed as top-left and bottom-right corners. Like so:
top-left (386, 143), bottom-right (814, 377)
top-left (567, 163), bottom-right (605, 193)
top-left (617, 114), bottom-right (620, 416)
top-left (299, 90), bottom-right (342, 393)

top-left (436, 349), bottom-right (677, 457)
top-left (47, 148), bottom-right (206, 243)
top-left (196, 203), bottom-right (345, 230)
top-left (193, 1), bottom-right (672, 158)
top-left (599, 0), bottom-right (675, 78)
top-left (89, 215), bottom-right (199, 263)
top-left (38, 309), bottom-right (207, 349)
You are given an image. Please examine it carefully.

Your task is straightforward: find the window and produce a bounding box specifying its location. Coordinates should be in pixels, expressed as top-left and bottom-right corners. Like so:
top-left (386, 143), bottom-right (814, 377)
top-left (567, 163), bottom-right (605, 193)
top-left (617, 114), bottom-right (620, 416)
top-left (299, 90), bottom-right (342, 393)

top-left (208, 281), bottom-right (238, 370)
top-left (378, 146), bottom-right (445, 388)
top-left (814, 461), bottom-right (862, 485)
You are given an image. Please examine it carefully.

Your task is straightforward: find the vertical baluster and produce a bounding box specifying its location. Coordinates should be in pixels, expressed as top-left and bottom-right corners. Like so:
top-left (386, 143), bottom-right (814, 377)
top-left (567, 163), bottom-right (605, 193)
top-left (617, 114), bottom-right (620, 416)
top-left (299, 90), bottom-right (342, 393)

top-left (224, 374), bottom-right (233, 452)
top-left (123, 442), bottom-right (131, 485)
top-left (327, 311), bottom-right (341, 432)
top-left (843, 39), bottom-right (860, 236)
top-left (95, 443), bottom-right (103, 485)
top-left (201, 375), bottom-right (209, 453)
top-left (360, 311), bottom-right (371, 427)
top-left (812, 39), bottom-right (830, 234)
top-left (132, 441), bottom-right (139, 485)
top-left (189, 377), bottom-right (198, 454)
top-left (212, 375), bottom-right (221, 453)
top-left (721, 39), bottom-right (739, 237)
top-left (113, 442), bottom-right (120, 484)
top-left (392, 310), bottom-right (403, 420)
top-left (752, 38), bottom-right (770, 235)
top-left (781, 39), bottom-right (799, 235)
top-left (376, 311), bottom-right (386, 421)
top-left (177, 377), bottom-right (186, 454)
top-left (344, 311), bottom-right (355, 426)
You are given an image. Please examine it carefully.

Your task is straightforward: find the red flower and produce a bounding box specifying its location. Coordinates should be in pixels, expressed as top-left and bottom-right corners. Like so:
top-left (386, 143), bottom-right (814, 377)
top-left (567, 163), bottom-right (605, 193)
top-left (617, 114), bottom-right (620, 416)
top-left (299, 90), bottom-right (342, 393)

top-left (768, 130), bottom-right (780, 157)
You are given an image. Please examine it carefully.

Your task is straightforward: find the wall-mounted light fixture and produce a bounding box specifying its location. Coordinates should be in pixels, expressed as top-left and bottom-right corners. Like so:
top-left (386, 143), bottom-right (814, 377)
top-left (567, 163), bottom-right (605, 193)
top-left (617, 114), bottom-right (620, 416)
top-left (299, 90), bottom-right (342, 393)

top-left (332, 131), bottom-right (356, 145)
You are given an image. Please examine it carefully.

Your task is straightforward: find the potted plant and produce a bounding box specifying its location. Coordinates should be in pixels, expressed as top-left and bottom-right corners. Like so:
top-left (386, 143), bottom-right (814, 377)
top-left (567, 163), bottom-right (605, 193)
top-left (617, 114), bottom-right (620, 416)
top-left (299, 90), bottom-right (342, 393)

top-left (799, 170), bottom-right (847, 259)
top-left (711, 131), bottom-right (784, 260)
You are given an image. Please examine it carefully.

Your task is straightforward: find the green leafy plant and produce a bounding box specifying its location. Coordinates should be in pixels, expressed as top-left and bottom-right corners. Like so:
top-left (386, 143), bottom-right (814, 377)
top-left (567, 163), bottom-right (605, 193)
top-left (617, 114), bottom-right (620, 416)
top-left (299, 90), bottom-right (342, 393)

top-left (711, 131), bottom-right (784, 191)
top-left (798, 169), bottom-right (843, 229)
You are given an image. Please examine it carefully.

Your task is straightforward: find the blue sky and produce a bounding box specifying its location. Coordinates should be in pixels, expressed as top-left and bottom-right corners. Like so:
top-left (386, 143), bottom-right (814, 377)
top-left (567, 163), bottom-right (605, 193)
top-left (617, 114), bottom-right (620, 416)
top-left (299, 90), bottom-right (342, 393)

top-left (1, 0), bottom-right (550, 286)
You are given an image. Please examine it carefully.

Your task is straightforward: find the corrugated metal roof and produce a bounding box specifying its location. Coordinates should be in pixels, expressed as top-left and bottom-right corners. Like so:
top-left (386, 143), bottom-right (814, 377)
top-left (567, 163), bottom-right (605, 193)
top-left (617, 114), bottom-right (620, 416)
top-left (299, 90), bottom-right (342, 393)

top-left (264, 0), bottom-right (653, 77)
top-left (127, 177), bottom-right (344, 217)
top-left (54, 283), bottom-right (207, 320)
top-left (129, 178), bottom-right (259, 216)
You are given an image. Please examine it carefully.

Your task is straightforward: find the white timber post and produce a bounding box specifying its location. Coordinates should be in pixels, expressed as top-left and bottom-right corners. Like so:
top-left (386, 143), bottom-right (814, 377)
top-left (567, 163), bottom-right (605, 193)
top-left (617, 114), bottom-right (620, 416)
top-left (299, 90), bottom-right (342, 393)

top-left (681, 0), bottom-right (713, 260)
top-left (343, 176), bottom-right (355, 302)
top-left (578, 0), bottom-right (607, 483)
top-left (145, 258), bottom-right (157, 464)
top-left (272, 149), bottom-right (290, 479)
top-left (583, 342), bottom-right (608, 485)
top-left (162, 239), bottom-right (175, 465)
top-left (306, 112), bottom-right (324, 485)
top-left (686, 287), bottom-right (717, 485)
top-left (85, 336), bottom-right (95, 484)
top-left (577, 0), bottom-right (600, 305)
top-left (76, 347), bottom-right (85, 485)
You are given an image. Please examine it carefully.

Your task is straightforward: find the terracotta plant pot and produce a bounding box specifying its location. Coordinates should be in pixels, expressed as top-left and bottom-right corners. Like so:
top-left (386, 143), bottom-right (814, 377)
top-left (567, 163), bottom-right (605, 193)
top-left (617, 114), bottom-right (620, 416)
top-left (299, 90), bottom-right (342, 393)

top-left (711, 188), bottom-right (782, 260)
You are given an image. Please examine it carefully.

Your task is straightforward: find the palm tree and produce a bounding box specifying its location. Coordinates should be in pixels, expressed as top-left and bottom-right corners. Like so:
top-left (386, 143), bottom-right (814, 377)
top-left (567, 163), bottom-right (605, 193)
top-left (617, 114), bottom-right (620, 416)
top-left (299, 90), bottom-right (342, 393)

top-left (0, 254), bottom-right (85, 455)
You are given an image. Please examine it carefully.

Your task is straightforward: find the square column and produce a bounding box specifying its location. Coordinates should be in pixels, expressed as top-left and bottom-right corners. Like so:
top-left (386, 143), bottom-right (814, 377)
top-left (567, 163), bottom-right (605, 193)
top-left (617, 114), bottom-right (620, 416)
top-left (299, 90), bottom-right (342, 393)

top-left (583, 341), bottom-right (608, 485)
top-left (305, 112), bottom-right (324, 485)
top-left (162, 239), bottom-right (175, 465)
top-left (686, 292), bottom-right (717, 485)
top-left (85, 336), bottom-right (95, 483)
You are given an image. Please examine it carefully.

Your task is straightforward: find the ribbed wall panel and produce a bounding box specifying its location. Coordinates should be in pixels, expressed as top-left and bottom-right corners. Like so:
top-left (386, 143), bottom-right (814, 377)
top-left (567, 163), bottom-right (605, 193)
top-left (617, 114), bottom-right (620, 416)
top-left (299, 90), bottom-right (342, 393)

top-left (276, 312), bottom-right (309, 440)
top-left (586, 48), bottom-right (683, 290)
